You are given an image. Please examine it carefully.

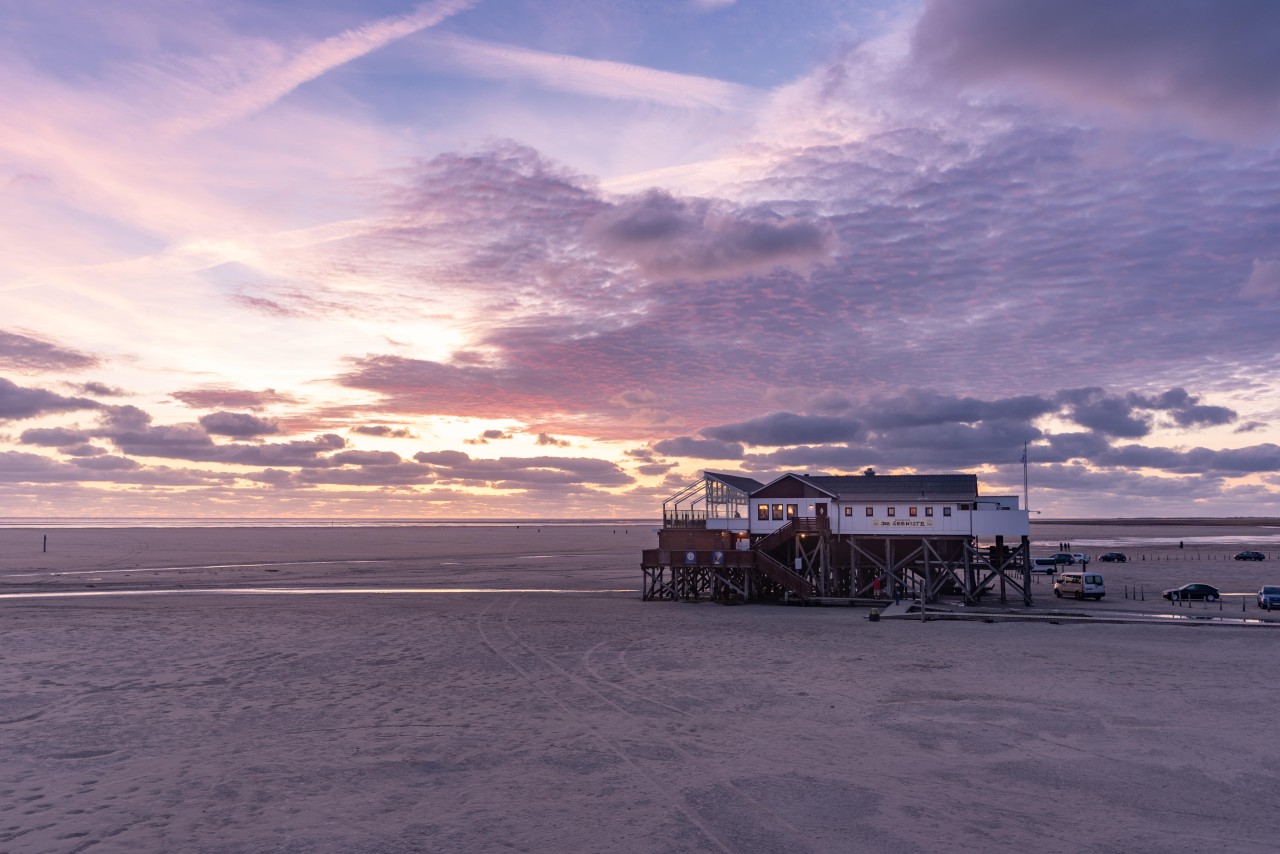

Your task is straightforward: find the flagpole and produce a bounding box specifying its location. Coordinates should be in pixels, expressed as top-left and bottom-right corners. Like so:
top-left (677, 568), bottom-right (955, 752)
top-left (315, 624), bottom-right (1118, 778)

top-left (1022, 441), bottom-right (1029, 512)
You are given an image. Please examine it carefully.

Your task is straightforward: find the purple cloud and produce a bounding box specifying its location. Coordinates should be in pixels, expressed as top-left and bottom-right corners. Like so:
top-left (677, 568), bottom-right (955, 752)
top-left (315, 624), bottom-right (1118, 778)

top-left (586, 189), bottom-right (833, 280)
top-left (0, 377), bottom-right (100, 421)
top-left (411, 450), bottom-right (633, 487)
top-left (199, 411), bottom-right (281, 437)
top-left (912, 0), bottom-right (1280, 140)
top-left (651, 436), bottom-right (745, 460)
top-left (1056, 388), bottom-right (1152, 438)
top-left (171, 387), bottom-right (299, 409)
top-left (351, 424), bottom-right (419, 438)
top-left (19, 426), bottom-right (92, 447)
top-left (0, 330), bottom-right (99, 372)
top-left (702, 412), bottom-right (864, 446)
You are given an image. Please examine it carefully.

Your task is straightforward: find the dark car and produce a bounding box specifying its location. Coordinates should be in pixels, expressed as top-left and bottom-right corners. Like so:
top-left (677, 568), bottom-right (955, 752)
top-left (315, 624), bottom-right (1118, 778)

top-left (1099, 552), bottom-right (1127, 563)
top-left (1235, 551), bottom-right (1265, 561)
top-left (1163, 583), bottom-right (1220, 602)
top-left (1256, 586), bottom-right (1280, 610)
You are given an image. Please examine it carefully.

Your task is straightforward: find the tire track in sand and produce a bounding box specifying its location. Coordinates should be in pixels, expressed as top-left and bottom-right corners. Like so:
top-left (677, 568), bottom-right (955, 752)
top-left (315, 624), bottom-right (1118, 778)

top-left (477, 595), bottom-right (826, 854)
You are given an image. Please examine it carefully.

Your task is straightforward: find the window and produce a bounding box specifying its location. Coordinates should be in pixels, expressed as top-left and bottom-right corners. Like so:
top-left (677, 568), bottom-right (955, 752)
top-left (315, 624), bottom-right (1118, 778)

top-left (943, 507), bottom-right (952, 517)
top-left (909, 506), bottom-right (918, 517)
top-left (844, 506), bottom-right (853, 517)
top-left (786, 503), bottom-right (798, 519)
top-left (757, 504), bottom-right (769, 521)
top-left (887, 506), bottom-right (896, 517)
top-left (865, 506), bottom-right (874, 517)
top-left (772, 503), bottom-right (784, 521)
top-left (925, 507), bottom-right (934, 517)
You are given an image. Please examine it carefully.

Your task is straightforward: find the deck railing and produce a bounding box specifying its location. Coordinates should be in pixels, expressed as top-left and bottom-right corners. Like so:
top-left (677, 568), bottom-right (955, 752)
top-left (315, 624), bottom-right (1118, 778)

top-left (662, 510), bottom-right (707, 528)
top-left (641, 549), bottom-right (756, 568)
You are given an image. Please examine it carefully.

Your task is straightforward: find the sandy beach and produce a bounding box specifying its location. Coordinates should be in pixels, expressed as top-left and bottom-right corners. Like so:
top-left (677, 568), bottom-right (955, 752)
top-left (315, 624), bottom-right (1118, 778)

top-left (2, 523), bottom-right (1279, 853)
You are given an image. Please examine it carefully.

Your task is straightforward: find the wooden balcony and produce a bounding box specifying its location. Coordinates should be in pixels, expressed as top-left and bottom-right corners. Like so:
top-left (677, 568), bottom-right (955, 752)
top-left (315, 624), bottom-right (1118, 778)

top-left (641, 549), bottom-right (756, 568)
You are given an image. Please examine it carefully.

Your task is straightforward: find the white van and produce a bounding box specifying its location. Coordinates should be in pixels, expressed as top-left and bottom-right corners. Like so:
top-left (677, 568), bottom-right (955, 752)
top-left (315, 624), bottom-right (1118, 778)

top-left (1031, 557), bottom-right (1060, 574)
top-left (1054, 571), bottom-right (1105, 600)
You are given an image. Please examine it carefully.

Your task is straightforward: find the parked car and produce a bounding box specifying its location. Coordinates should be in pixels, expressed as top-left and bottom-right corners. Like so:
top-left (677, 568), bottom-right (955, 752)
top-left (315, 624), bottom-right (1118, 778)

top-left (1099, 552), bottom-right (1127, 563)
top-left (1051, 552), bottom-right (1090, 565)
top-left (1257, 586), bottom-right (1280, 610)
top-left (1235, 551), bottom-right (1265, 561)
top-left (1162, 583), bottom-right (1220, 602)
top-left (1071, 553), bottom-right (1091, 565)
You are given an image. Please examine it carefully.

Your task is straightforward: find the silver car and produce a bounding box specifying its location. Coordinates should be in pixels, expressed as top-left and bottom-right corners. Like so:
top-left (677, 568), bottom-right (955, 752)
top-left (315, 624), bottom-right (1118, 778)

top-left (1257, 586), bottom-right (1280, 610)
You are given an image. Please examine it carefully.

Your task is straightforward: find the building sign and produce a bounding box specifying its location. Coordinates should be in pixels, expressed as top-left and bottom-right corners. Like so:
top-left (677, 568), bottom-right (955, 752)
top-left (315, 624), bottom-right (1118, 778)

top-left (871, 519), bottom-right (936, 528)
top-left (684, 551), bottom-right (697, 564)
top-left (712, 551), bottom-right (724, 566)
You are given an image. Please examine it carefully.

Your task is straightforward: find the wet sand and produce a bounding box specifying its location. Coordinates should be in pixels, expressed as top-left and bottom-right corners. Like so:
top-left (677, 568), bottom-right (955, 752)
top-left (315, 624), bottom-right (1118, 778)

top-left (2, 524), bottom-right (1279, 853)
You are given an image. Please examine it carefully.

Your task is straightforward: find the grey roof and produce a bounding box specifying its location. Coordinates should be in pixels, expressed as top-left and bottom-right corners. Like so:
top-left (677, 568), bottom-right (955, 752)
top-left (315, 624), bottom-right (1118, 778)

top-left (803, 473), bottom-right (978, 501)
top-left (705, 471), bottom-right (765, 494)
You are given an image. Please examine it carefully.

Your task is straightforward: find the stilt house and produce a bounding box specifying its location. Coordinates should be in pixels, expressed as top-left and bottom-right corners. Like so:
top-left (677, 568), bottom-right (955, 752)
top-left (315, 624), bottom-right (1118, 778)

top-left (642, 471), bottom-right (1032, 605)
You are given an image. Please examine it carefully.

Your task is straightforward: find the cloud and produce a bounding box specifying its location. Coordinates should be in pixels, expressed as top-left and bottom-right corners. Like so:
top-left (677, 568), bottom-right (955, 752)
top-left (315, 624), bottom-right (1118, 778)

top-left (0, 377), bottom-right (101, 422)
top-left (416, 32), bottom-right (758, 111)
top-left (351, 424), bottom-right (419, 438)
top-left (73, 381), bottom-right (126, 397)
top-left (93, 406), bottom-right (350, 468)
top-left (198, 411), bottom-right (281, 437)
top-left (535, 432), bottom-right (570, 447)
top-left (329, 449), bottom-right (402, 466)
top-left (863, 389), bottom-right (1056, 429)
top-left (466, 429), bottom-right (513, 445)
top-left (702, 412), bottom-right (864, 446)
top-left (171, 388), bottom-right (300, 410)
top-left (411, 451), bottom-right (634, 487)
top-left (19, 427), bottom-right (92, 447)
top-left (651, 436), bottom-right (744, 460)
top-left (72, 454), bottom-right (140, 472)
top-left (0, 330), bottom-right (99, 372)
top-left (1056, 388), bottom-right (1152, 438)
top-left (1036, 431), bottom-right (1113, 464)
top-left (1126, 387), bottom-right (1236, 429)
top-left (586, 189), bottom-right (833, 280)
top-left (1241, 259), bottom-right (1280, 299)
top-left (0, 451), bottom-right (218, 486)
top-left (912, 0), bottom-right (1280, 141)
top-left (1101, 442), bottom-right (1280, 476)
top-left (170, 0), bottom-right (478, 136)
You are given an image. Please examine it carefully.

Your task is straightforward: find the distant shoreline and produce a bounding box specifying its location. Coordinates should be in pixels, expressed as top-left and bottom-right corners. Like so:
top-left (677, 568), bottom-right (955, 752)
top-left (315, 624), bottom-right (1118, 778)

top-left (1, 516), bottom-right (1278, 530)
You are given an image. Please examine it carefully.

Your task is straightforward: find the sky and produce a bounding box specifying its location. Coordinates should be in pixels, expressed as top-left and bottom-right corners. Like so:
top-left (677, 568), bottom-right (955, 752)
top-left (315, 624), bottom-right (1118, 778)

top-left (2, 0), bottom-right (1279, 520)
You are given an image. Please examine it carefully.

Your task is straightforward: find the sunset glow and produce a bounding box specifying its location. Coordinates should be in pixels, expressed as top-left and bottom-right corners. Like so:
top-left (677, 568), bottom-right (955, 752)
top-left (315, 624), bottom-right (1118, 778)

top-left (3, 0), bottom-right (1279, 518)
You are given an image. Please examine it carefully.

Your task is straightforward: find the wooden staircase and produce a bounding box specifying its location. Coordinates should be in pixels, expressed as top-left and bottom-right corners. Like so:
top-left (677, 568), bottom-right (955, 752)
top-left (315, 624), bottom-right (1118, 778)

top-left (753, 516), bottom-right (829, 554)
top-left (754, 552), bottom-right (817, 599)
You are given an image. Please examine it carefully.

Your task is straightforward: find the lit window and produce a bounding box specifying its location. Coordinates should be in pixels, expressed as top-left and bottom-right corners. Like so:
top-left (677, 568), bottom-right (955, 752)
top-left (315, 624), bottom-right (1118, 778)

top-left (925, 507), bottom-right (934, 517)
top-left (887, 507), bottom-right (896, 517)
top-left (772, 504), bottom-right (784, 521)
top-left (757, 504), bottom-right (769, 521)
top-left (865, 506), bottom-right (874, 517)
top-left (909, 506), bottom-right (918, 517)
top-left (786, 504), bottom-right (798, 519)
top-left (844, 506), bottom-right (853, 517)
